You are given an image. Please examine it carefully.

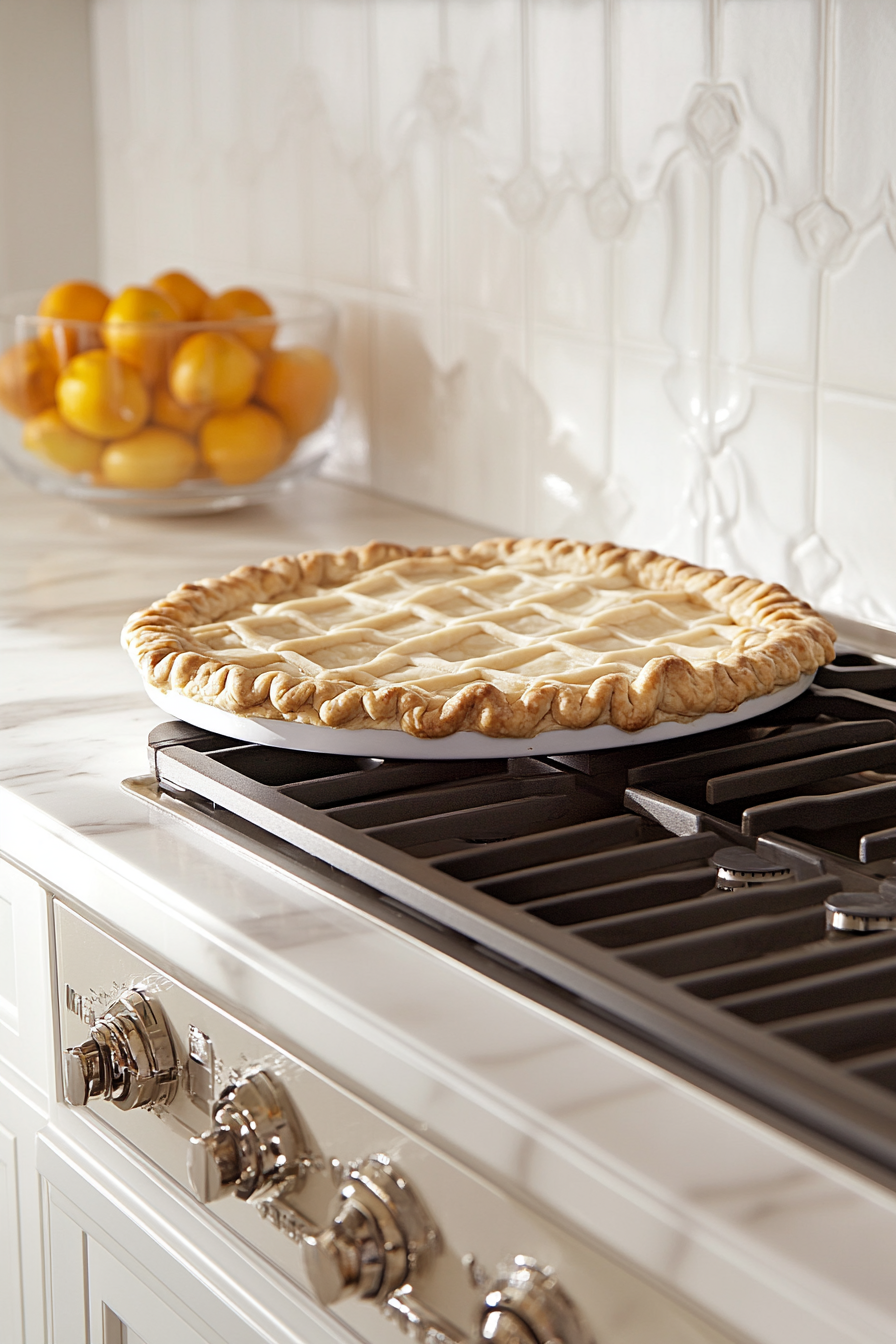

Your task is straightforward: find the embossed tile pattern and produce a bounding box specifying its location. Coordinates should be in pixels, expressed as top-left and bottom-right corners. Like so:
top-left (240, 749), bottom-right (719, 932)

top-left (90, 0), bottom-right (896, 626)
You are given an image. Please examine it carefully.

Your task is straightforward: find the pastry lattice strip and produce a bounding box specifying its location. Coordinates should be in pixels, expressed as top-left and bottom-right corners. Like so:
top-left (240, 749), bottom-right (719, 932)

top-left (186, 558), bottom-right (747, 692)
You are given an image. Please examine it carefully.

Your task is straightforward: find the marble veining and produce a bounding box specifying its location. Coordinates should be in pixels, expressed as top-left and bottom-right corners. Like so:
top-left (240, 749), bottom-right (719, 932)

top-left (2, 467), bottom-right (896, 1344)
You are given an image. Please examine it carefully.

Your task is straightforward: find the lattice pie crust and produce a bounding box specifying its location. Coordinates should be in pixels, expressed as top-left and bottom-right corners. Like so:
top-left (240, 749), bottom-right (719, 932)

top-left (123, 538), bottom-right (836, 739)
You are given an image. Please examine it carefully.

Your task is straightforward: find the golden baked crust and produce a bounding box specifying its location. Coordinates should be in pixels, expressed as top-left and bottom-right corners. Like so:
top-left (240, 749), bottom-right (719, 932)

top-left (122, 538), bottom-right (836, 739)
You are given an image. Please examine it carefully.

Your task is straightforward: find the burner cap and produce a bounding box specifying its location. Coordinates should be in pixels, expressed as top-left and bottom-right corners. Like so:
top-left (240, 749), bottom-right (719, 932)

top-left (824, 892), bottom-right (896, 934)
top-left (711, 846), bottom-right (792, 890)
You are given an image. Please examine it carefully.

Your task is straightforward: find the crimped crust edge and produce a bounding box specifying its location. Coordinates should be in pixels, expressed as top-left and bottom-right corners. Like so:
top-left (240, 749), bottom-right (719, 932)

top-left (122, 538), bottom-right (836, 738)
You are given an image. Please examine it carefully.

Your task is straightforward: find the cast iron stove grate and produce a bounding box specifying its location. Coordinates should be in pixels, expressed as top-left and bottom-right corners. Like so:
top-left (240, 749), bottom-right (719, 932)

top-left (146, 652), bottom-right (896, 1181)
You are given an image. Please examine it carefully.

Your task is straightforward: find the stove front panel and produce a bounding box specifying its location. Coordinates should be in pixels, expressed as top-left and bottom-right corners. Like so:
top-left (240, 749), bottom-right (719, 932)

top-left (53, 898), bottom-right (736, 1344)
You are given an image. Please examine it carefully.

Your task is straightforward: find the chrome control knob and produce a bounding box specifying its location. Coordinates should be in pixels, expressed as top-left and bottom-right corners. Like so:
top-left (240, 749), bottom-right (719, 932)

top-left (187, 1069), bottom-right (310, 1204)
top-left (480, 1311), bottom-right (538, 1344)
top-left (63, 989), bottom-right (178, 1111)
top-left (478, 1259), bottom-right (593, 1344)
top-left (302, 1156), bottom-right (438, 1306)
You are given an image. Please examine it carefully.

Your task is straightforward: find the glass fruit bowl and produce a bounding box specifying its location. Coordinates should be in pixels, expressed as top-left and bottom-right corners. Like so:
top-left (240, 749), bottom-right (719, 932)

top-left (0, 284), bottom-right (339, 515)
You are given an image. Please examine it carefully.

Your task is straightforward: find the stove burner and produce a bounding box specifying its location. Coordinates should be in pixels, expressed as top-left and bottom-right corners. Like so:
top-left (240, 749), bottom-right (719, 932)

top-left (825, 890), bottom-right (896, 934)
top-left (710, 847), bottom-right (793, 890)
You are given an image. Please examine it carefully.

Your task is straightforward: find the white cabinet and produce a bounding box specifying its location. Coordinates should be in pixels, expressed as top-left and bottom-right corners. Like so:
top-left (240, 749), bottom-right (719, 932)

top-left (38, 1119), bottom-right (345, 1344)
top-left (0, 857), bottom-right (52, 1094)
top-left (88, 1241), bottom-right (216, 1344)
top-left (0, 1072), bottom-right (49, 1343)
top-left (46, 1194), bottom-right (230, 1344)
top-left (0, 1104), bottom-right (26, 1344)
top-left (0, 855), bottom-right (52, 1344)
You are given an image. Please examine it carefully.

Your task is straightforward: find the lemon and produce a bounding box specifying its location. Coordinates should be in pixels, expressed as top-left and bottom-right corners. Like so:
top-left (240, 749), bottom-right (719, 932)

top-left (152, 270), bottom-right (209, 321)
top-left (101, 426), bottom-right (197, 489)
top-left (102, 286), bottom-right (179, 382)
top-left (23, 408), bottom-right (103, 474)
top-left (56, 350), bottom-right (150, 439)
top-left (202, 287), bottom-right (275, 352)
top-left (256, 346), bottom-right (337, 444)
top-left (168, 331), bottom-right (259, 412)
top-left (0, 339), bottom-right (57, 419)
top-left (200, 404), bottom-right (284, 484)
top-left (37, 280), bottom-right (109, 367)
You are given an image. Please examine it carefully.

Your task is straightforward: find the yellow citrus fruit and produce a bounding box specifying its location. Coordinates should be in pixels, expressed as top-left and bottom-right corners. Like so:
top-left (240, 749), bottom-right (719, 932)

top-left (256, 346), bottom-right (337, 443)
top-left (22, 408), bottom-right (103, 474)
top-left (37, 280), bottom-right (109, 366)
top-left (168, 331), bottom-right (259, 412)
top-left (102, 285), bottom-right (179, 382)
top-left (152, 270), bottom-right (209, 321)
top-left (199, 404), bottom-right (284, 484)
top-left (100, 426), bottom-right (197, 490)
top-left (152, 381), bottom-right (209, 435)
top-left (201, 287), bottom-right (275, 352)
top-left (56, 349), bottom-right (150, 439)
top-left (0, 338), bottom-right (57, 418)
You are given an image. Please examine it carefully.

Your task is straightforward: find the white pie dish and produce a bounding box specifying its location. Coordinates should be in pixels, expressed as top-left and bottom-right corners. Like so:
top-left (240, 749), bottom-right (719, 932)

top-left (145, 672), bottom-right (814, 759)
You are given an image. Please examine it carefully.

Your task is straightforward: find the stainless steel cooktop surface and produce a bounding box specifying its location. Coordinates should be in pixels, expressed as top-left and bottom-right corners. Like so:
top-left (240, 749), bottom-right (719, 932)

top-left (125, 638), bottom-right (896, 1188)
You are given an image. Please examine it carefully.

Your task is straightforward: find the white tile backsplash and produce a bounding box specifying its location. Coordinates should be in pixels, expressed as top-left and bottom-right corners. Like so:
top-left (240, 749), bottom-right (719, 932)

top-left (90, 0), bottom-right (896, 626)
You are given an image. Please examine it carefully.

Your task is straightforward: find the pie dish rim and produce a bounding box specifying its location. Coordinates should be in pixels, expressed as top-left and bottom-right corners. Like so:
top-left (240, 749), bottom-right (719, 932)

top-left (143, 674), bottom-right (816, 758)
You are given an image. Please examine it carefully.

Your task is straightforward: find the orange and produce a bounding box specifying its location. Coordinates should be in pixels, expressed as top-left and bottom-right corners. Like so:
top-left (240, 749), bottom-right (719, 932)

top-left (199, 404), bottom-right (284, 484)
top-left (100, 426), bottom-right (197, 490)
top-left (22, 408), bottom-right (103, 474)
top-left (152, 382), bottom-right (209, 436)
top-left (168, 331), bottom-right (259, 412)
top-left (102, 286), bottom-right (180, 382)
top-left (201, 287), bottom-right (275, 352)
top-left (152, 270), bottom-right (209, 321)
top-left (37, 280), bottom-right (109, 366)
top-left (56, 350), bottom-right (150, 440)
top-left (0, 339), bottom-right (57, 418)
top-left (256, 346), bottom-right (337, 443)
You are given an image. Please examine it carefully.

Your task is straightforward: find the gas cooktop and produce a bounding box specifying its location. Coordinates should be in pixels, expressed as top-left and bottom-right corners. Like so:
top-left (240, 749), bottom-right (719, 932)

top-left (127, 643), bottom-right (896, 1187)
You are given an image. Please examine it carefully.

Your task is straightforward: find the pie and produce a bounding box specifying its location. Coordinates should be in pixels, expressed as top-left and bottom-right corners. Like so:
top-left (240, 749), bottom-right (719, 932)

top-left (122, 538), bottom-right (836, 739)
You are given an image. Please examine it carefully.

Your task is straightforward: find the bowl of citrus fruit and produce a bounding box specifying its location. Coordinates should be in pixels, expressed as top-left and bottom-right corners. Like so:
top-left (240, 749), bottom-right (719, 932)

top-left (0, 271), bottom-right (339, 513)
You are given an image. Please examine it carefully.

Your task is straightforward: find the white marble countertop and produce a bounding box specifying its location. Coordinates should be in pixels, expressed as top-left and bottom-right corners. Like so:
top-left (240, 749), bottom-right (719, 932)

top-left (2, 465), bottom-right (896, 1344)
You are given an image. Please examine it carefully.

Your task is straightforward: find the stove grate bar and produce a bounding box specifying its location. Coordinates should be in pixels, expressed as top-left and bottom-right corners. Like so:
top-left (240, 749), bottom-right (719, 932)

top-left (741, 780), bottom-right (896, 836)
top-left (476, 831), bottom-right (724, 904)
top-left (805, 686), bottom-right (896, 724)
top-left (365, 792), bottom-right (606, 851)
top-left (521, 867), bottom-right (716, 924)
top-left (570, 876), bottom-right (832, 950)
top-left (326, 773), bottom-right (572, 828)
top-left (847, 1046), bottom-right (896, 1092)
top-left (277, 758), bottom-right (504, 809)
top-left (860, 825), bottom-right (896, 864)
top-left (622, 787), bottom-right (710, 837)
top-left (627, 719), bottom-right (895, 787)
top-left (619, 902), bottom-right (833, 978)
top-left (717, 955), bottom-right (896, 1024)
top-left (816, 663), bottom-right (896, 693)
top-left (205, 744), bottom-right (373, 787)
top-left (429, 812), bottom-right (644, 880)
top-left (706, 740), bottom-right (896, 804)
top-left (546, 719), bottom-right (796, 778)
top-left (771, 1001), bottom-right (896, 1063)
top-left (674, 931), bottom-right (896, 999)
